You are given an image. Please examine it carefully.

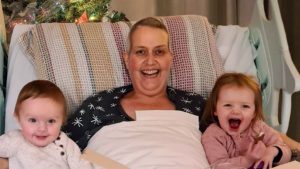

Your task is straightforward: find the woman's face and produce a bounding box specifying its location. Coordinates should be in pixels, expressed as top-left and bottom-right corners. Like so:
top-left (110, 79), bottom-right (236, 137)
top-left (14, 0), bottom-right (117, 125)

top-left (124, 26), bottom-right (173, 96)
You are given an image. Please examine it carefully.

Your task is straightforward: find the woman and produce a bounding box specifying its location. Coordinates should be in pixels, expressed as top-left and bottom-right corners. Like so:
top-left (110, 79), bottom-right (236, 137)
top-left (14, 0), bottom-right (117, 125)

top-left (62, 17), bottom-right (206, 150)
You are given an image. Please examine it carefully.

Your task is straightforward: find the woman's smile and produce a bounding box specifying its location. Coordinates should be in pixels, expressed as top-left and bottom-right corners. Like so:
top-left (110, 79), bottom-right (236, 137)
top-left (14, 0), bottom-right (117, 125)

top-left (141, 69), bottom-right (159, 77)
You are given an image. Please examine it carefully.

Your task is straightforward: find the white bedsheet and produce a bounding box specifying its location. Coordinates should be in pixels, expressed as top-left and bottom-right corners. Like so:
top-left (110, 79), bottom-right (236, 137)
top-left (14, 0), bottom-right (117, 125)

top-left (87, 110), bottom-right (210, 169)
top-left (5, 24), bottom-right (256, 132)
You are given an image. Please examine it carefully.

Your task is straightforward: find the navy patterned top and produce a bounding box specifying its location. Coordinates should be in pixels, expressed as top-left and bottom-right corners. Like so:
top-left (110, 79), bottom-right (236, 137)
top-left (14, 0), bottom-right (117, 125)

top-left (62, 85), bottom-right (206, 150)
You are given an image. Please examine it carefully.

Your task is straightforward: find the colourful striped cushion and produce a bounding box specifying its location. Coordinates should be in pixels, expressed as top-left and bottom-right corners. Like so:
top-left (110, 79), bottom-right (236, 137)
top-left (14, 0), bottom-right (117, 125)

top-left (19, 15), bottom-right (224, 114)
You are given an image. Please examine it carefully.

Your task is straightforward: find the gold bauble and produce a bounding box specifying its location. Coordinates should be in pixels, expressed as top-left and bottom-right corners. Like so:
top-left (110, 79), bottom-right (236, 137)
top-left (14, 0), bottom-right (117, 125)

top-left (89, 15), bottom-right (100, 22)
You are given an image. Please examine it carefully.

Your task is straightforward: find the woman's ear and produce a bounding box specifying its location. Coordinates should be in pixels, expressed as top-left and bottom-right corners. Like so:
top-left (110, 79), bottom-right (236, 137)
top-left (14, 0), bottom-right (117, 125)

top-left (123, 52), bottom-right (129, 69)
top-left (169, 52), bottom-right (174, 69)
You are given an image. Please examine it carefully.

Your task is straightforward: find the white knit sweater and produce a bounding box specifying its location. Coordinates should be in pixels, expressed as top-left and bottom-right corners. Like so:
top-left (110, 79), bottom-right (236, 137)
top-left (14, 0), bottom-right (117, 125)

top-left (0, 130), bottom-right (92, 169)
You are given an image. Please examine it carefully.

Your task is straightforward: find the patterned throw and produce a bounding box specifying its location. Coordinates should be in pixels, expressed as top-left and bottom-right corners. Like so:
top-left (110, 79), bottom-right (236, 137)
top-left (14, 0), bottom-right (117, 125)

top-left (19, 15), bottom-right (224, 115)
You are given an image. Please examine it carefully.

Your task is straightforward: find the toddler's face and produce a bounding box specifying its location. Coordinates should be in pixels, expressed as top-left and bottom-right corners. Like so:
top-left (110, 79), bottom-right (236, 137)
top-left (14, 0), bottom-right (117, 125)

top-left (214, 85), bottom-right (255, 136)
top-left (17, 97), bottom-right (64, 147)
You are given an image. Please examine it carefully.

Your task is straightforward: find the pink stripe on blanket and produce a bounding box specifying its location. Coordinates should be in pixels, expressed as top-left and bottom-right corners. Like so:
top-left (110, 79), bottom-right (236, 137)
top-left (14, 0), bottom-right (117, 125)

top-left (163, 16), bottom-right (194, 91)
top-left (111, 23), bottom-right (131, 85)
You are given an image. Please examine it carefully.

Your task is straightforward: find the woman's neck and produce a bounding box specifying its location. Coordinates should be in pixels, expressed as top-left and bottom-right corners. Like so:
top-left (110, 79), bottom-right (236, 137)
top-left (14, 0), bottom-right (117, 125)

top-left (120, 90), bottom-right (175, 119)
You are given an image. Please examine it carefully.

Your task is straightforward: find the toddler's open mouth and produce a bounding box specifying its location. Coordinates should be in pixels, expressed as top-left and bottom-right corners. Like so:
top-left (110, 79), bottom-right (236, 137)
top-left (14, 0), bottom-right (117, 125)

top-left (229, 118), bottom-right (241, 129)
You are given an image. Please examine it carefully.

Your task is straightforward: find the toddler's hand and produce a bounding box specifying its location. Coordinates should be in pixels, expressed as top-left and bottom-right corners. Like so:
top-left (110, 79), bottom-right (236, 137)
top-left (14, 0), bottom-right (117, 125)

top-left (253, 146), bottom-right (278, 169)
top-left (245, 140), bottom-right (266, 162)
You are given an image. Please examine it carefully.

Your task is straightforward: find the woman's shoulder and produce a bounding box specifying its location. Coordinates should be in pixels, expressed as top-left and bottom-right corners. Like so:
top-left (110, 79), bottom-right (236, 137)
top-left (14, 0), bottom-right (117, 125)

top-left (166, 86), bottom-right (206, 106)
top-left (167, 86), bottom-right (206, 116)
top-left (96, 85), bottom-right (133, 97)
top-left (83, 85), bottom-right (133, 103)
top-left (167, 86), bottom-right (205, 99)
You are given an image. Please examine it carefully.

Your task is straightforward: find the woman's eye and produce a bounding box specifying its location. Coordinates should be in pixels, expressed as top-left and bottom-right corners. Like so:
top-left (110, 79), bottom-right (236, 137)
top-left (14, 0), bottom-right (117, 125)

top-left (136, 50), bottom-right (146, 56)
top-left (48, 119), bottom-right (56, 124)
top-left (154, 49), bottom-right (165, 56)
top-left (28, 118), bottom-right (37, 123)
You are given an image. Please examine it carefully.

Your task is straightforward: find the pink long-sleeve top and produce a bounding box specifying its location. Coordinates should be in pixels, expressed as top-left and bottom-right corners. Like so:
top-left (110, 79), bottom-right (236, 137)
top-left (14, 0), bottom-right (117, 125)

top-left (201, 120), bottom-right (291, 169)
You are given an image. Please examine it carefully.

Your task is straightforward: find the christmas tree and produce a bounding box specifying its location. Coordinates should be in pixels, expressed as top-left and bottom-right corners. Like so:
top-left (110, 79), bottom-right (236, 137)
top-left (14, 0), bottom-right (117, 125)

top-left (2, 0), bottom-right (128, 24)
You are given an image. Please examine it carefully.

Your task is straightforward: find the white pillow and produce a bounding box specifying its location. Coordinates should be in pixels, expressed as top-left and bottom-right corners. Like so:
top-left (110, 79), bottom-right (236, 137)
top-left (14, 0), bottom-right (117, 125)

top-left (216, 25), bottom-right (257, 78)
top-left (87, 110), bottom-right (210, 169)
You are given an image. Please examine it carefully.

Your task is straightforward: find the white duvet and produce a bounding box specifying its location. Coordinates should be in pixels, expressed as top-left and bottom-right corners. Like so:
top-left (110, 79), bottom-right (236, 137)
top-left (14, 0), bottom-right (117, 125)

top-left (87, 110), bottom-right (210, 169)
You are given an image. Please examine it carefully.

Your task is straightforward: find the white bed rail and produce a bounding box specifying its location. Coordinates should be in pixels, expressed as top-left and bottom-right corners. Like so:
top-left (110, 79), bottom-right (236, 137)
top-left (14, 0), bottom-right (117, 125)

top-left (249, 0), bottom-right (300, 133)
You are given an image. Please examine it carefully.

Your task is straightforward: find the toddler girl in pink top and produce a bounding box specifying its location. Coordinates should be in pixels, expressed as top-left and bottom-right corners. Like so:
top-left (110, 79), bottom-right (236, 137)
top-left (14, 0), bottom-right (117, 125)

top-left (201, 73), bottom-right (291, 169)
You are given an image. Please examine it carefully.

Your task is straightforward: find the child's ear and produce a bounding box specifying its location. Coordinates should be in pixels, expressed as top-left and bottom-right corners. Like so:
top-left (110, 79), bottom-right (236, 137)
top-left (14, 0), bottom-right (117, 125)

top-left (252, 109), bottom-right (257, 118)
top-left (13, 112), bottom-right (20, 121)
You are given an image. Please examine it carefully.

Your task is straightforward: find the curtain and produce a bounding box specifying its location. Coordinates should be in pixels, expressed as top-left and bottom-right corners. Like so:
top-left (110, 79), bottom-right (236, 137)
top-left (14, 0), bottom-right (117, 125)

top-left (111, 0), bottom-right (238, 25)
top-left (155, 0), bottom-right (238, 25)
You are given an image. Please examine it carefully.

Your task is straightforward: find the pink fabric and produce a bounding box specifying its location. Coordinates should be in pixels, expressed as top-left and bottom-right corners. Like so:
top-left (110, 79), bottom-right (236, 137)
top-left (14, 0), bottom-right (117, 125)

top-left (201, 121), bottom-right (291, 168)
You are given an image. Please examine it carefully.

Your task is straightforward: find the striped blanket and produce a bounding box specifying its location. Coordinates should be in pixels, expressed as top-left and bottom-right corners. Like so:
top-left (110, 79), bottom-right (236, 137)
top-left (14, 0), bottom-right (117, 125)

top-left (19, 15), bottom-right (223, 114)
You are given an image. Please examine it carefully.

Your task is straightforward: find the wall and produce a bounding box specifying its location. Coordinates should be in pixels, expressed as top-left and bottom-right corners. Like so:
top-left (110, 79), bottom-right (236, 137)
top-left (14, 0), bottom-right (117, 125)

top-left (278, 0), bottom-right (300, 141)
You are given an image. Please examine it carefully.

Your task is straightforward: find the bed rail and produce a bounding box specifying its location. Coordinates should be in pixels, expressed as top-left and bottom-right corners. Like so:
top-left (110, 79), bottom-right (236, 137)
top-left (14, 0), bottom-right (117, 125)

top-left (249, 0), bottom-right (300, 133)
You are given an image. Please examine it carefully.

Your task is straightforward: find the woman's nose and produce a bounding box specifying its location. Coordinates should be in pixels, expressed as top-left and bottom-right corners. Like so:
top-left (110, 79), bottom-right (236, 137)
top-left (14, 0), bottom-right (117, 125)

top-left (145, 54), bottom-right (155, 65)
